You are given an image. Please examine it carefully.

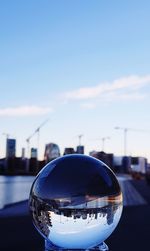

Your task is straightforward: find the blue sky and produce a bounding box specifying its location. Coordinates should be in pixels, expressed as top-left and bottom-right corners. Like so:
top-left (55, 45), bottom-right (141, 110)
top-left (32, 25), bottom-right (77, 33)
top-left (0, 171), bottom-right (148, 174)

top-left (0, 0), bottom-right (150, 160)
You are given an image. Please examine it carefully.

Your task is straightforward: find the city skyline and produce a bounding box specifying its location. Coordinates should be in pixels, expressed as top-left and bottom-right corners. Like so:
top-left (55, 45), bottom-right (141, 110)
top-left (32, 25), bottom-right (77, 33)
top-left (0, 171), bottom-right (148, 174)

top-left (0, 1), bottom-right (150, 160)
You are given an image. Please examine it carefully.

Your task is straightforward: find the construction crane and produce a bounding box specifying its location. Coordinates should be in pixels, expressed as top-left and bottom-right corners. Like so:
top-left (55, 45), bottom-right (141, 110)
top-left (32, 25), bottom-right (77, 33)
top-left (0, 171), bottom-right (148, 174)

top-left (78, 134), bottom-right (83, 146)
top-left (114, 126), bottom-right (150, 156)
top-left (101, 136), bottom-right (110, 152)
top-left (26, 118), bottom-right (50, 160)
top-left (92, 136), bottom-right (110, 152)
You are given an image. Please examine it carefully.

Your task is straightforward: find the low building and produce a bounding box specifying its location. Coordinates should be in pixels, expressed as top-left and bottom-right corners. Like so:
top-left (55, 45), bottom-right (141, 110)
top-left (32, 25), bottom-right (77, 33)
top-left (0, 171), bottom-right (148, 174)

top-left (63, 148), bottom-right (75, 155)
top-left (76, 145), bottom-right (84, 154)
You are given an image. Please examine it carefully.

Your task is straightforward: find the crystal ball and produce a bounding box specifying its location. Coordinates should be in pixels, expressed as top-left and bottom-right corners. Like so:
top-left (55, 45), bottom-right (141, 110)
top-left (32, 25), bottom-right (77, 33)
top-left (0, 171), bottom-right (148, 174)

top-left (29, 154), bottom-right (123, 249)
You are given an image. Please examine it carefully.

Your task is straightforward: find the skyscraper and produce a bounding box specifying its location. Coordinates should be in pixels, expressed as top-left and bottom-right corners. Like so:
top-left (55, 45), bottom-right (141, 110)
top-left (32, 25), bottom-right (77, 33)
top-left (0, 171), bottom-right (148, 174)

top-left (6, 138), bottom-right (16, 158)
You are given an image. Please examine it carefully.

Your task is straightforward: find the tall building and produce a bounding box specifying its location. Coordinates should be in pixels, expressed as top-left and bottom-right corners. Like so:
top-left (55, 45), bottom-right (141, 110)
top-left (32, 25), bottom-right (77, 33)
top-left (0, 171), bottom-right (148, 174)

top-left (6, 138), bottom-right (16, 158)
top-left (44, 143), bottom-right (60, 163)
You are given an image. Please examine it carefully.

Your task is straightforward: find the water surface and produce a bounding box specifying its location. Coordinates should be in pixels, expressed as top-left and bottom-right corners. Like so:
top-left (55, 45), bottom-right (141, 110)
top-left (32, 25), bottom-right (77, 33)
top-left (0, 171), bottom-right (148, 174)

top-left (0, 176), bottom-right (35, 209)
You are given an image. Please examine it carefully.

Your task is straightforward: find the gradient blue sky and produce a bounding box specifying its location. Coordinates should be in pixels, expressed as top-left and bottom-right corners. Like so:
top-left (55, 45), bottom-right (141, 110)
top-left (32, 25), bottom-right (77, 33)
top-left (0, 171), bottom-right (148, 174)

top-left (0, 0), bottom-right (150, 160)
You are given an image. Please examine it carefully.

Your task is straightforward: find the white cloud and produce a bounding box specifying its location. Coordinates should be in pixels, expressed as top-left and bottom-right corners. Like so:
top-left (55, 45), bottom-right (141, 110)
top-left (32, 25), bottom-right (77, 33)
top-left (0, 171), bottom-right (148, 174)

top-left (64, 84), bottom-right (107, 100)
top-left (116, 92), bottom-right (146, 101)
top-left (80, 102), bottom-right (96, 109)
top-left (63, 74), bottom-right (150, 102)
top-left (0, 105), bottom-right (53, 116)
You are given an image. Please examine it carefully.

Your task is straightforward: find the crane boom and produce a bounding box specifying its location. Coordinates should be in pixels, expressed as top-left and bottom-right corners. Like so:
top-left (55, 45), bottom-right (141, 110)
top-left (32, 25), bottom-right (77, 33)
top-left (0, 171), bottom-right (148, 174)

top-left (34, 118), bottom-right (49, 133)
top-left (26, 118), bottom-right (49, 143)
top-left (26, 118), bottom-right (50, 159)
top-left (114, 126), bottom-right (150, 156)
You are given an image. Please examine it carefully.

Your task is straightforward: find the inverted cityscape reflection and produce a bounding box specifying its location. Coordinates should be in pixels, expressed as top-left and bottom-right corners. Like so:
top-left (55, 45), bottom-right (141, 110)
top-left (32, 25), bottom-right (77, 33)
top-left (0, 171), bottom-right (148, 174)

top-left (29, 154), bottom-right (123, 250)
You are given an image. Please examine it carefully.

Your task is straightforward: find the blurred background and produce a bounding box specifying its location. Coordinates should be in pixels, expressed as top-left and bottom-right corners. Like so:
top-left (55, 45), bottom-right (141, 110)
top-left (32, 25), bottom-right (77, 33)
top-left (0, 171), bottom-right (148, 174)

top-left (0, 0), bottom-right (150, 250)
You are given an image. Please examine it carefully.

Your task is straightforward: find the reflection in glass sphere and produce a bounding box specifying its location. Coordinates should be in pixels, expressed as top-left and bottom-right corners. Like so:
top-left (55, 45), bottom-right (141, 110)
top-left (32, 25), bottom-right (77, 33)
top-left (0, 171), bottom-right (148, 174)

top-left (29, 154), bottom-right (123, 250)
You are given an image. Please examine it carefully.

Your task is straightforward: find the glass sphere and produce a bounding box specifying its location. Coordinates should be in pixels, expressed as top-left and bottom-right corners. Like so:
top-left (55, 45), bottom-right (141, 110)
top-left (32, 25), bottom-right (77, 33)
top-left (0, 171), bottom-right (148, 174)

top-left (29, 154), bottom-right (123, 250)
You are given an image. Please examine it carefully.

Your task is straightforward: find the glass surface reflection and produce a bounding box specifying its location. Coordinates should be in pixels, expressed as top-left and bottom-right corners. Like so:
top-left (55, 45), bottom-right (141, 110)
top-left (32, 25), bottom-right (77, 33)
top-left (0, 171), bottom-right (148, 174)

top-left (29, 154), bottom-right (123, 250)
